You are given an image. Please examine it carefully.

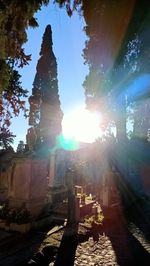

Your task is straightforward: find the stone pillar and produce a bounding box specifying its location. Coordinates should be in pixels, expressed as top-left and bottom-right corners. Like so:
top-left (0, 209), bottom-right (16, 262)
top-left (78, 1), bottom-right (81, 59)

top-left (48, 152), bottom-right (55, 187)
top-left (66, 169), bottom-right (76, 224)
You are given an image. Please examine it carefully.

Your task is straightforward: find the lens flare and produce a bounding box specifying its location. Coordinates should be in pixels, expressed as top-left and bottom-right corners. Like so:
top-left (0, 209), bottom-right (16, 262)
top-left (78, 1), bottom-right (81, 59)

top-left (62, 106), bottom-right (102, 144)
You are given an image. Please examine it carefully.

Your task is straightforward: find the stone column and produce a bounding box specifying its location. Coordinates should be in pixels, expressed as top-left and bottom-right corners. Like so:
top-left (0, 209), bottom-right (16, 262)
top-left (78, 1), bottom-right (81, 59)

top-left (48, 152), bottom-right (55, 187)
top-left (66, 169), bottom-right (76, 224)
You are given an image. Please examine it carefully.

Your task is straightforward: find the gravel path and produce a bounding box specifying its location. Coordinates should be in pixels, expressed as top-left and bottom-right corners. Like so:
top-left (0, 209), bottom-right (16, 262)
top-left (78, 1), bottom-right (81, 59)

top-left (29, 207), bottom-right (150, 266)
top-left (1, 203), bottom-right (150, 266)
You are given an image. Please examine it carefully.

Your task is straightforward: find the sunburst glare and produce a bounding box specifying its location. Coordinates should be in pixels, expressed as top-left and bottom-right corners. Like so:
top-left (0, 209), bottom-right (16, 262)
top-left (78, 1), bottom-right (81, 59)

top-left (62, 106), bottom-right (103, 143)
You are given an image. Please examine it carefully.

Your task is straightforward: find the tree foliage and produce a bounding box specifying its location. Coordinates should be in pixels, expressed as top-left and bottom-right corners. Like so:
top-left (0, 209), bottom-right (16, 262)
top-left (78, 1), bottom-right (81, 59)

top-left (54, 0), bottom-right (82, 16)
top-left (0, 0), bottom-right (49, 86)
top-left (0, 70), bottom-right (28, 129)
top-left (0, 127), bottom-right (15, 150)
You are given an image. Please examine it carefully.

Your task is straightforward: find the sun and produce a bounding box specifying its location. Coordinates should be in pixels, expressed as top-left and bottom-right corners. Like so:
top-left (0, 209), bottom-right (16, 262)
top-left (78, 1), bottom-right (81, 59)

top-left (62, 106), bottom-right (103, 143)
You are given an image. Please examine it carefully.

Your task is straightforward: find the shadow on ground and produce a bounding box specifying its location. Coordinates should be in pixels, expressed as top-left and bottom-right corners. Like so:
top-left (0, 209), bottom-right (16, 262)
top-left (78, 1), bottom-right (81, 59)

top-left (102, 205), bottom-right (150, 266)
top-left (125, 197), bottom-right (150, 244)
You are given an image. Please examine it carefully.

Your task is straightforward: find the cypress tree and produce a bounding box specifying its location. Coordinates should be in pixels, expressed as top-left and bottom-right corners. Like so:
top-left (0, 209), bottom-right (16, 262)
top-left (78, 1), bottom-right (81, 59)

top-left (28, 25), bottom-right (63, 149)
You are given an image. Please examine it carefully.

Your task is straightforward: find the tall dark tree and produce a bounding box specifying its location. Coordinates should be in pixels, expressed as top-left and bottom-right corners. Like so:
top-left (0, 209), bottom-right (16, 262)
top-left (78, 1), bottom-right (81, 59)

top-left (28, 25), bottom-right (63, 149)
top-left (77, 0), bottom-right (150, 143)
top-left (81, 0), bottom-right (136, 141)
top-left (56, 0), bottom-right (150, 142)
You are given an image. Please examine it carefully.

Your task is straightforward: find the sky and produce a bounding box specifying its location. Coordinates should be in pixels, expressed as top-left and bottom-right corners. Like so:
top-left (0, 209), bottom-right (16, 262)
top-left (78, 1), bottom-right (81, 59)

top-left (10, 2), bottom-right (88, 150)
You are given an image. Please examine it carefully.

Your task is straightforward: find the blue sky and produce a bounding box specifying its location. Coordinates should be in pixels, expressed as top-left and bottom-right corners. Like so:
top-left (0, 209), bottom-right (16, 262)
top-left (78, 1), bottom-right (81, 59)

top-left (11, 3), bottom-right (88, 150)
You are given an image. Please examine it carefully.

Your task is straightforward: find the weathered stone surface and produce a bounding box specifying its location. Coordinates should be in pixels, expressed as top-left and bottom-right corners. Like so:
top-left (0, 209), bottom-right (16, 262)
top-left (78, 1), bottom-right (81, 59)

top-left (8, 157), bottom-right (48, 217)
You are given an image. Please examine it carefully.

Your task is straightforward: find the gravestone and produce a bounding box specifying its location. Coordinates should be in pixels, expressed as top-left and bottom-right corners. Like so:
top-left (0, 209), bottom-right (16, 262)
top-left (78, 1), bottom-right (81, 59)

top-left (47, 149), bottom-right (69, 204)
top-left (8, 156), bottom-right (48, 217)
